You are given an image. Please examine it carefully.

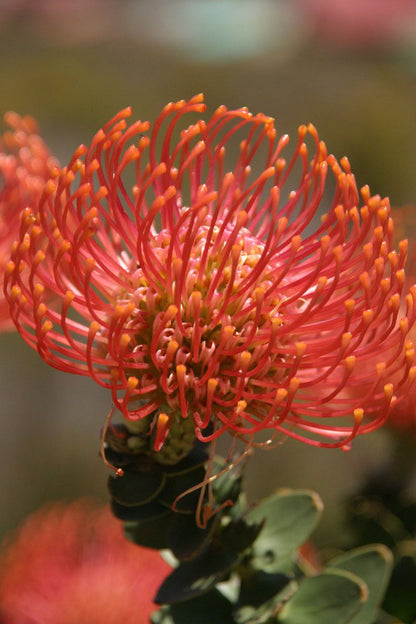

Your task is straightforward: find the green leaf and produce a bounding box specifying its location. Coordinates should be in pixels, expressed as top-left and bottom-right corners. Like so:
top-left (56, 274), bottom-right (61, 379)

top-left (151, 589), bottom-right (234, 623)
top-left (235, 571), bottom-right (292, 624)
top-left (160, 465), bottom-right (208, 512)
top-left (108, 467), bottom-right (166, 506)
top-left (168, 512), bottom-right (217, 561)
top-left (328, 544), bottom-right (393, 624)
top-left (124, 508), bottom-right (173, 550)
top-left (155, 542), bottom-right (240, 604)
top-left (383, 552), bottom-right (416, 623)
top-left (278, 568), bottom-right (367, 624)
top-left (111, 499), bottom-right (167, 521)
top-left (247, 489), bottom-right (323, 573)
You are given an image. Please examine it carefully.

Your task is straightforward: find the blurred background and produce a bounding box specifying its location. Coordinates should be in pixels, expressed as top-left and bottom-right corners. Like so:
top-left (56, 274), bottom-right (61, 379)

top-left (2, 0), bottom-right (416, 546)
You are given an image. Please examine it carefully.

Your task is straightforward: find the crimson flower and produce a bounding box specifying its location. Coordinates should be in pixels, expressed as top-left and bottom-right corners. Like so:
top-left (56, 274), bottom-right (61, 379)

top-left (0, 111), bottom-right (57, 330)
top-left (0, 500), bottom-right (170, 623)
top-left (5, 95), bottom-right (416, 453)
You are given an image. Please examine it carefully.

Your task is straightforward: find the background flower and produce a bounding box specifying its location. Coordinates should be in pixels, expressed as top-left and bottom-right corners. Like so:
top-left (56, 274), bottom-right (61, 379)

top-left (5, 95), bottom-right (416, 453)
top-left (0, 499), bottom-right (170, 623)
top-left (0, 112), bottom-right (57, 330)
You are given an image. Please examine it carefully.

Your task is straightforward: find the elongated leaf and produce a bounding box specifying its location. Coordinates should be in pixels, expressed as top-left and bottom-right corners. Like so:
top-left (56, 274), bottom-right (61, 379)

top-left (247, 489), bottom-right (323, 573)
top-left (328, 544), bottom-right (393, 624)
top-left (155, 542), bottom-right (239, 604)
top-left (151, 589), bottom-right (234, 623)
top-left (278, 568), bottom-right (367, 624)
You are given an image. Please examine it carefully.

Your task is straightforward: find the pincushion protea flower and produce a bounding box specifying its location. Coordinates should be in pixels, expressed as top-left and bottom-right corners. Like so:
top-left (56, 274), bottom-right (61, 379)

top-left (0, 500), bottom-right (170, 623)
top-left (5, 94), bottom-right (416, 456)
top-left (0, 111), bottom-right (57, 330)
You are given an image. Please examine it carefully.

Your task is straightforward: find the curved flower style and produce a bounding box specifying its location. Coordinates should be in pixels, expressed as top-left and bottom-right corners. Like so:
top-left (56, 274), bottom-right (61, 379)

top-left (0, 111), bottom-right (57, 330)
top-left (5, 95), bottom-right (416, 451)
top-left (0, 500), bottom-right (170, 623)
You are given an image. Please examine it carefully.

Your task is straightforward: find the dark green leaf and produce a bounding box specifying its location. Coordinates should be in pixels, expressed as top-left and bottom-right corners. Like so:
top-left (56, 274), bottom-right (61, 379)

top-left (168, 512), bottom-right (217, 561)
top-left (383, 552), bottom-right (416, 623)
top-left (152, 589), bottom-right (234, 623)
top-left (124, 509), bottom-right (173, 550)
top-left (278, 569), bottom-right (367, 624)
top-left (155, 542), bottom-right (240, 604)
top-left (235, 571), bottom-right (291, 624)
top-left (111, 499), bottom-right (167, 521)
top-left (221, 518), bottom-right (264, 556)
top-left (108, 467), bottom-right (166, 506)
top-left (328, 544), bottom-right (393, 624)
top-left (160, 466), bottom-right (207, 512)
top-left (247, 489), bottom-right (323, 573)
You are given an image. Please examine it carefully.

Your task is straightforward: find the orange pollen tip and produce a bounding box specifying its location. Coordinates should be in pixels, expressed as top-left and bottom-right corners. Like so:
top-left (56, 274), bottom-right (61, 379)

top-left (240, 351), bottom-right (252, 369)
top-left (41, 320), bottom-right (52, 334)
top-left (96, 186), bottom-right (108, 201)
top-left (363, 310), bottom-right (374, 325)
top-left (45, 179), bottom-right (56, 195)
top-left (400, 318), bottom-right (409, 334)
top-left (11, 285), bottom-right (21, 300)
top-left (341, 332), bottom-right (352, 349)
top-left (120, 333), bottom-right (131, 349)
top-left (5, 261), bottom-right (15, 276)
top-left (390, 294), bottom-right (400, 311)
top-left (190, 291), bottom-right (202, 306)
top-left (236, 400), bottom-right (247, 414)
top-left (176, 364), bottom-right (186, 380)
top-left (345, 298), bottom-right (355, 314)
top-left (232, 243), bottom-right (241, 260)
top-left (296, 342), bottom-right (307, 357)
top-left (320, 235), bottom-right (330, 252)
top-left (396, 269), bottom-right (405, 287)
top-left (208, 378), bottom-right (218, 394)
top-left (166, 304), bottom-right (178, 320)
top-left (409, 367), bottom-right (416, 383)
top-left (376, 362), bottom-right (386, 376)
top-left (406, 348), bottom-right (415, 364)
top-left (254, 287), bottom-right (265, 302)
top-left (223, 325), bottom-right (234, 339)
top-left (167, 340), bottom-right (179, 357)
top-left (276, 388), bottom-right (288, 402)
top-left (289, 377), bottom-right (300, 393)
top-left (33, 283), bottom-right (45, 298)
top-left (346, 355), bottom-right (356, 371)
top-left (89, 321), bottom-right (100, 335)
top-left (64, 291), bottom-right (75, 304)
top-left (384, 383), bottom-right (394, 400)
top-left (332, 245), bottom-right (342, 262)
top-left (291, 235), bottom-right (302, 251)
top-left (335, 205), bottom-right (344, 221)
top-left (127, 376), bottom-right (139, 391)
top-left (353, 408), bottom-right (364, 424)
top-left (236, 211), bottom-right (248, 227)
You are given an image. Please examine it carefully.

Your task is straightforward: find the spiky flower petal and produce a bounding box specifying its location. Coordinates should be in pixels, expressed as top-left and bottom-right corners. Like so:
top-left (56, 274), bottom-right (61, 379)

top-left (0, 112), bottom-right (57, 330)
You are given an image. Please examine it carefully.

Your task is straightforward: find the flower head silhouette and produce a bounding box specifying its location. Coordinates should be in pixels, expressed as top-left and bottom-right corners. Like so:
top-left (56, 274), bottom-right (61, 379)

top-left (5, 95), bottom-right (416, 453)
top-left (0, 112), bottom-right (57, 330)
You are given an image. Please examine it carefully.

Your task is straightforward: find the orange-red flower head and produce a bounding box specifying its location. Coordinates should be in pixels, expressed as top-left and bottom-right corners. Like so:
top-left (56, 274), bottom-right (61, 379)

top-left (0, 112), bottom-right (57, 330)
top-left (0, 500), bottom-right (170, 623)
top-left (5, 95), bottom-right (416, 451)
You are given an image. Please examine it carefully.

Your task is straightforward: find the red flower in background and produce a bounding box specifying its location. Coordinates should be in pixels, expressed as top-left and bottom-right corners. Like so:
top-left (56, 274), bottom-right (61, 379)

top-left (297, 0), bottom-right (416, 49)
top-left (0, 500), bottom-right (170, 623)
top-left (5, 94), bottom-right (416, 452)
top-left (0, 112), bottom-right (57, 330)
